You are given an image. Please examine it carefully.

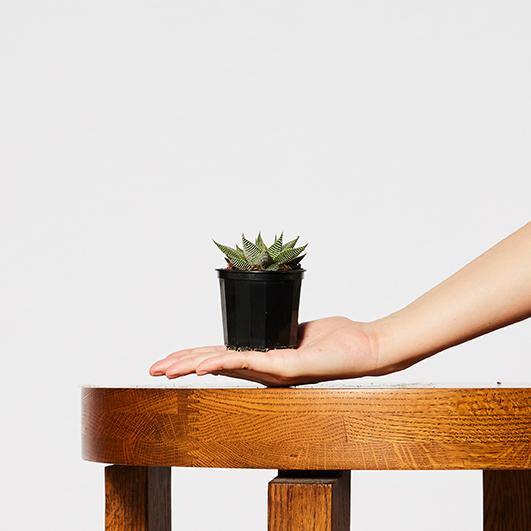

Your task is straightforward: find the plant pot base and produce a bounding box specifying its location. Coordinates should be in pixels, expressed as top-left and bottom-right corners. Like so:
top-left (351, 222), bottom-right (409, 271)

top-left (217, 268), bottom-right (304, 351)
top-left (226, 345), bottom-right (294, 352)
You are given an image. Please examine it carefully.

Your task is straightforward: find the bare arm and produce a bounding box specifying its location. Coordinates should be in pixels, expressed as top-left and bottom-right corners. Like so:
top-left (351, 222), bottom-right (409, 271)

top-left (150, 222), bottom-right (531, 386)
top-left (374, 221), bottom-right (531, 374)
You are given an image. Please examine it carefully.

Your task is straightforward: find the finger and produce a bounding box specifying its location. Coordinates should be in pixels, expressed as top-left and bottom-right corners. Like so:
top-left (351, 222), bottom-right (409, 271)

top-left (165, 351), bottom-right (227, 379)
top-left (150, 349), bottom-right (195, 375)
top-left (195, 350), bottom-right (296, 376)
top-left (150, 345), bottom-right (226, 375)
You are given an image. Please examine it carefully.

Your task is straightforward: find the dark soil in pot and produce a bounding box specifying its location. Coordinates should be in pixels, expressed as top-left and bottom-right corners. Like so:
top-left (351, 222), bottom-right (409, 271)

top-left (217, 268), bottom-right (304, 351)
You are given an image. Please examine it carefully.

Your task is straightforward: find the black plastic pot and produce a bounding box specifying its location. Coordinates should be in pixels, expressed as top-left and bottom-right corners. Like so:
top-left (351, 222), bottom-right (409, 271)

top-left (217, 268), bottom-right (304, 350)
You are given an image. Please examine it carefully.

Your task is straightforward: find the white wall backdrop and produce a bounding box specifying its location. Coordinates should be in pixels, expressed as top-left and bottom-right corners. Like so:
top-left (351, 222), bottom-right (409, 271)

top-left (1, 1), bottom-right (529, 529)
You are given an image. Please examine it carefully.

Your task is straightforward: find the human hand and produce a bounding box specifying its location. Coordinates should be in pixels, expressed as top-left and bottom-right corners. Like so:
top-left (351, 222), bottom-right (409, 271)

top-left (149, 316), bottom-right (385, 386)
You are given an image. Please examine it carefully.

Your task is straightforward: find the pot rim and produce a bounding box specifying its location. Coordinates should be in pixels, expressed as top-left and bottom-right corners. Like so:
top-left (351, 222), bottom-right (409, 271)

top-left (216, 268), bottom-right (305, 280)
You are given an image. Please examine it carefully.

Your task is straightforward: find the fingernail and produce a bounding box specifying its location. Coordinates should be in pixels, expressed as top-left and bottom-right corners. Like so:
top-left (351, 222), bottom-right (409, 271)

top-left (196, 370), bottom-right (207, 376)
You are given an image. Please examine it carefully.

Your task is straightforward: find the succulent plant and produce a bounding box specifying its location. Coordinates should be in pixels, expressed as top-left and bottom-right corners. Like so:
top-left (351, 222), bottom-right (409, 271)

top-left (214, 233), bottom-right (307, 271)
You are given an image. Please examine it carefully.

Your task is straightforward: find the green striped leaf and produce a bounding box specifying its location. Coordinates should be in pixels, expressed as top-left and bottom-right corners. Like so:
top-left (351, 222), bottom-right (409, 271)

top-left (282, 236), bottom-right (299, 250)
top-left (235, 245), bottom-right (246, 258)
top-left (241, 234), bottom-right (262, 265)
top-left (266, 262), bottom-right (280, 271)
top-left (274, 244), bottom-right (307, 265)
top-left (257, 250), bottom-right (272, 267)
top-left (268, 232), bottom-right (283, 259)
top-left (213, 240), bottom-right (251, 270)
top-left (230, 256), bottom-right (252, 270)
top-left (255, 232), bottom-right (267, 251)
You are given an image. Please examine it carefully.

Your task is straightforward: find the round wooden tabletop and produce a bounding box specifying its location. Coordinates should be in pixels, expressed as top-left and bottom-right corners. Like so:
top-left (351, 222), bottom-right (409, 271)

top-left (82, 385), bottom-right (530, 470)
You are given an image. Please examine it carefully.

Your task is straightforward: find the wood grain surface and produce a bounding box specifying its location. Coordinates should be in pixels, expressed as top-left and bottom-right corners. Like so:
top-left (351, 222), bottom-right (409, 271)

top-left (105, 465), bottom-right (171, 530)
top-left (82, 387), bottom-right (531, 470)
top-left (268, 471), bottom-right (351, 531)
top-left (483, 470), bottom-right (530, 531)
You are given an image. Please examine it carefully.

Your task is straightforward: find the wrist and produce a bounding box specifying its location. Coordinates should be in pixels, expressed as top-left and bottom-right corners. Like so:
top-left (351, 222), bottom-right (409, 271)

top-left (367, 311), bottom-right (419, 375)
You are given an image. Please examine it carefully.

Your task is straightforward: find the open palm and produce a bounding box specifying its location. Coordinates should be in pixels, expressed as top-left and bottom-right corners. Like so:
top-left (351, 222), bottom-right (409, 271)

top-left (150, 317), bottom-right (381, 386)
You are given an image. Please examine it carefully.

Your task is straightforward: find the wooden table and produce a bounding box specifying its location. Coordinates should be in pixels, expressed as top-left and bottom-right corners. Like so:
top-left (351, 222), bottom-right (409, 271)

top-left (81, 384), bottom-right (530, 530)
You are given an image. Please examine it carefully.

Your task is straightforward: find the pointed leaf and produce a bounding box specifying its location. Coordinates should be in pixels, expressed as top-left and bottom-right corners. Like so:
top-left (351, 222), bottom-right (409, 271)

top-left (241, 234), bottom-right (262, 265)
top-left (268, 232), bottom-right (284, 259)
top-left (230, 256), bottom-right (252, 270)
top-left (257, 250), bottom-right (273, 267)
top-left (213, 240), bottom-right (251, 270)
top-left (255, 232), bottom-right (267, 251)
top-left (266, 262), bottom-right (280, 271)
top-left (274, 244), bottom-right (307, 265)
top-left (213, 240), bottom-right (238, 258)
top-left (282, 236), bottom-right (299, 250)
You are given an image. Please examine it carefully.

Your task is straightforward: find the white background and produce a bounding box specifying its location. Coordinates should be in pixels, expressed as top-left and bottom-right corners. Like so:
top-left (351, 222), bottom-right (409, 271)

top-left (1, 1), bottom-right (530, 529)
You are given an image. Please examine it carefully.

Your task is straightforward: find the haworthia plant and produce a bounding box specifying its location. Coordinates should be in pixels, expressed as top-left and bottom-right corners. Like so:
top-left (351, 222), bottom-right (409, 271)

top-left (214, 233), bottom-right (307, 271)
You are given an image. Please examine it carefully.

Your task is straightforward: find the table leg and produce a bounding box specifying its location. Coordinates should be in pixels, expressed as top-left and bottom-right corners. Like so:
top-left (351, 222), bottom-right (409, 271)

top-left (105, 465), bottom-right (171, 531)
top-left (483, 470), bottom-right (530, 531)
top-left (268, 470), bottom-right (350, 531)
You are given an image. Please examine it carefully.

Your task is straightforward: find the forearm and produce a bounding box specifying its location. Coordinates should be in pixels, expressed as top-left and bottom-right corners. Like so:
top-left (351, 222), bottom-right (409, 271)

top-left (373, 222), bottom-right (531, 374)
